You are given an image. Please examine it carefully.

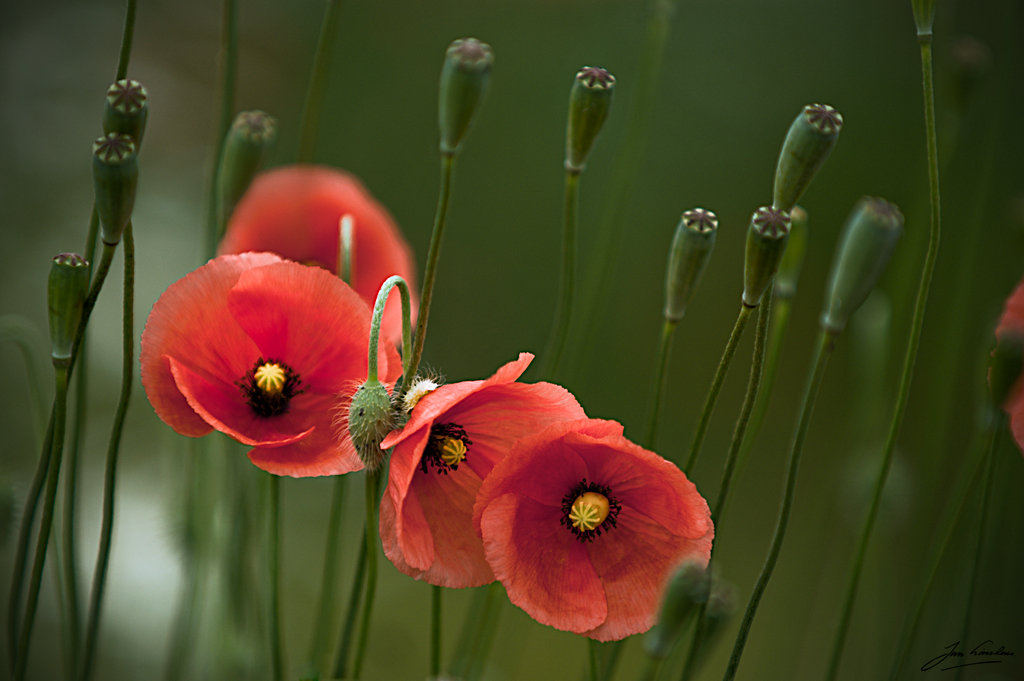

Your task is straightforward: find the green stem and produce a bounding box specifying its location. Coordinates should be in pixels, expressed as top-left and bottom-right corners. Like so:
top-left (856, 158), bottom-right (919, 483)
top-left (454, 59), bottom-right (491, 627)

top-left (722, 329), bottom-right (836, 681)
top-left (78, 224), bottom-right (135, 681)
top-left (683, 304), bottom-right (755, 476)
top-left (643, 319), bottom-right (678, 450)
top-left (205, 0), bottom-right (239, 259)
top-left (268, 474), bottom-right (284, 681)
top-left (431, 585), bottom-right (442, 677)
top-left (352, 470), bottom-right (381, 679)
top-left (331, 524), bottom-right (367, 678)
top-left (113, 0), bottom-right (138, 81)
top-left (296, 0), bottom-right (345, 163)
top-left (823, 34), bottom-right (941, 681)
top-left (367, 276), bottom-right (413, 383)
top-left (449, 585), bottom-right (493, 678)
top-left (588, 638), bottom-right (600, 681)
top-left (541, 170), bottom-right (580, 380)
top-left (639, 654), bottom-right (664, 681)
top-left (464, 582), bottom-right (503, 681)
top-left (14, 364), bottom-right (69, 681)
top-left (308, 475), bottom-right (347, 676)
top-left (406, 153), bottom-right (455, 383)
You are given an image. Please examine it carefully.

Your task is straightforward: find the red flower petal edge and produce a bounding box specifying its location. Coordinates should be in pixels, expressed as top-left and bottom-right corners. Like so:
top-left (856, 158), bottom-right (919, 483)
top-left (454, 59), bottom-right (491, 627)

top-left (996, 275), bottom-right (1024, 450)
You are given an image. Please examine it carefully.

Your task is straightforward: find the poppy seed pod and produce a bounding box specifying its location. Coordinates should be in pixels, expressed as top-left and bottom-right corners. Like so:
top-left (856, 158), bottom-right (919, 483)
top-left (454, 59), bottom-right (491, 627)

top-left (565, 66), bottom-right (615, 173)
top-left (48, 253), bottom-right (90, 364)
top-left (438, 38), bottom-right (493, 156)
top-left (820, 197), bottom-right (903, 334)
top-left (742, 206), bottom-right (791, 308)
top-left (644, 561), bottom-right (709, 659)
top-left (348, 380), bottom-right (395, 472)
top-left (102, 79), bottom-right (148, 148)
top-left (773, 104), bottom-right (843, 213)
top-left (912, 0), bottom-right (937, 36)
top-left (92, 132), bottom-right (138, 246)
top-left (216, 110), bottom-right (278, 226)
top-left (664, 208), bottom-right (717, 321)
top-left (775, 205), bottom-right (808, 300)
top-left (990, 330), bottom-right (1024, 410)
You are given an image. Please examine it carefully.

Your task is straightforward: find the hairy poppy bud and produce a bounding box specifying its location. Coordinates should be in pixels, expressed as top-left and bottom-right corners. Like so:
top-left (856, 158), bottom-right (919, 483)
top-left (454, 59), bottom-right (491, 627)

top-left (773, 104), bottom-right (843, 213)
top-left (775, 205), bottom-right (808, 300)
top-left (92, 132), bottom-right (138, 246)
top-left (564, 66), bottom-right (615, 173)
top-left (742, 206), bottom-right (790, 308)
top-left (216, 110), bottom-right (278, 227)
top-left (102, 79), bottom-right (148, 148)
top-left (645, 561), bottom-right (709, 659)
top-left (821, 198), bottom-right (903, 334)
top-left (664, 208), bottom-right (717, 321)
top-left (348, 381), bottom-right (395, 472)
top-left (438, 38), bottom-right (493, 156)
top-left (48, 253), bottom-right (90, 364)
top-left (991, 329), bottom-right (1024, 410)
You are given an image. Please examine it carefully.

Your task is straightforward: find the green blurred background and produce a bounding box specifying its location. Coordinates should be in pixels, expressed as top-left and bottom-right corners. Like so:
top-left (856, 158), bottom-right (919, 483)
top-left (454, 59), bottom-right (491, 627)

top-left (2, 0), bottom-right (1023, 678)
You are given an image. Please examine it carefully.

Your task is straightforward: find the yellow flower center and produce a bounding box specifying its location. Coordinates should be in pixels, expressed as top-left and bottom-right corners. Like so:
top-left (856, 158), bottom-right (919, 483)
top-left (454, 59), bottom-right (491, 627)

top-left (569, 492), bottom-right (610, 532)
top-left (440, 437), bottom-right (467, 467)
top-left (254, 362), bottom-right (287, 396)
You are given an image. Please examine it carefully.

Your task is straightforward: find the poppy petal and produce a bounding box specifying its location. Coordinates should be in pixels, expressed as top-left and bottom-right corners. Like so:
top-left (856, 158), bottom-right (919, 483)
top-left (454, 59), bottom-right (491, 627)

top-left (247, 418), bottom-right (363, 477)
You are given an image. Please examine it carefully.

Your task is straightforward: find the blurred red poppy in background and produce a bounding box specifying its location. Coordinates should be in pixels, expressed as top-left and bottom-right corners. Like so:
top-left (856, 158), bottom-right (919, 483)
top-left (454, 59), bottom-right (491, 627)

top-left (996, 274), bottom-right (1024, 450)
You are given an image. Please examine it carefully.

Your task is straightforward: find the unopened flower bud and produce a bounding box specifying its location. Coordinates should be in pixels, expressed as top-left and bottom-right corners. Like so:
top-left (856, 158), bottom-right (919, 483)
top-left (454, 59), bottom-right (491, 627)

top-left (438, 38), bottom-right (493, 156)
top-left (742, 207), bottom-right (790, 308)
top-left (347, 380), bottom-right (395, 472)
top-left (773, 104), bottom-right (843, 213)
top-left (775, 205), bottom-right (808, 300)
top-left (644, 561), bottom-right (709, 659)
top-left (820, 198), bottom-right (903, 334)
top-left (102, 79), bottom-right (149, 148)
top-left (664, 208), bottom-right (717, 321)
top-left (92, 132), bottom-right (138, 246)
top-left (564, 66), bottom-right (615, 173)
top-left (990, 329), bottom-right (1024, 410)
top-left (912, 0), bottom-right (937, 37)
top-left (48, 253), bottom-right (90, 364)
top-left (216, 110), bottom-right (278, 226)
top-left (701, 577), bottom-right (738, 647)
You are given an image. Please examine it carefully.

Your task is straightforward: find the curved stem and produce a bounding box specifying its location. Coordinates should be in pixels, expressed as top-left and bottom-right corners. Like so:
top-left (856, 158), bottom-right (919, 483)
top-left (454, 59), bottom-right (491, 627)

top-left (367, 275), bottom-right (413, 382)
top-left (205, 0), bottom-right (239, 259)
top-left (683, 304), bottom-right (754, 476)
top-left (722, 329), bottom-right (836, 681)
top-left (431, 585), bottom-right (442, 677)
top-left (351, 470), bottom-right (381, 679)
top-left (331, 524), bottom-right (367, 678)
top-left (297, 0), bottom-right (345, 162)
top-left (643, 319), bottom-right (678, 450)
top-left (308, 475), bottom-right (347, 676)
top-left (540, 170), bottom-right (580, 380)
top-left (268, 474), bottom-right (284, 681)
top-left (823, 34), bottom-right (942, 681)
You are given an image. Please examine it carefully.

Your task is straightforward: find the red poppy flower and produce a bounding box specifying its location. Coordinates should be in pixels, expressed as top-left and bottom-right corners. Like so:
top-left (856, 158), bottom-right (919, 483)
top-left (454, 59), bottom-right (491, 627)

top-left (472, 418), bottom-right (713, 641)
top-left (996, 274), bottom-right (1024, 448)
top-left (378, 353), bottom-right (585, 588)
top-left (140, 253), bottom-right (400, 476)
top-left (217, 164), bottom-right (418, 346)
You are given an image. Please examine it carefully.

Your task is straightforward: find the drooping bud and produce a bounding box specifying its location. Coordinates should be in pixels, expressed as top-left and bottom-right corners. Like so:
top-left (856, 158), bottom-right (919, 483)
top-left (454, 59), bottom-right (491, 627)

top-left (664, 208), bottom-right (717, 321)
top-left (742, 206), bottom-right (790, 308)
top-left (48, 254), bottom-right (90, 365)
top-left (773, 104), bottom-right (843, 213)
top-left (775, 205), bottom-right (808, 300)
top-left (216, 110), bottom-right (278, 227)
top-left (990, 329), bottom-right (1024, 410)
top-left (102, 79), bottom-right (149, 148)
top-left (820, 198), bottom-right (903, 334)
top-left (912, 0), bottom-right (937, 37)
top-left (564, 66), bottom-right (615, 174)
top-left (644, 561), bottom-right (709, 659)
top-left (92, 132), bottom-right (138, 246)
top-left (347, 381), bottom-right (395, 472)
top-left (438, 38), bottom-right (493, 156)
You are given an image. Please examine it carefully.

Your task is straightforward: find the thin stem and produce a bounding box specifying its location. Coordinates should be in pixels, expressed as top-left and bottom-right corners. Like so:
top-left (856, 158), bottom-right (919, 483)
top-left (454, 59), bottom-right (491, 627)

top-left (431, 585), bottom-right (442, 677)
top-left (0, 316), bottom-right (48, 446)
top-left (367, 276), bottom-right (413, 383)
top-left (540, 170), bottom-right (580, 380)
top-left (205, 0), bottom-right (239, 259)
top-left (352, 470), bottom-right (381, 679)
top-left (113, 0), bottom-right (138, 81)
top-left (823, 34), bottom-right (942, 681)
top-left (683, 304), bottom-right (754, 476)
top-left (449, 585), bottom-right (493, 678)
top-left (78, 224), bottom-right (135, 681)
top-left (588, 638), bottom-right (600, 681)
top-left (14, 365), bottom-right (69, 681)
top-left (268, 474), bottom-right (284, 681)
top-left (297, 0), bottom-right (345, 163)
top-left (639, 654), bottom-right (664, 681)
top-left (406, 153), bottom-right (455, 383)
top-left (308, 475), bottom-right (347, 676)
top-left (644, 320), bottom-right (678, 450)
top-left (331, 524), bottom-right (367, 678)
top-left (464, 582), bottom-right (503, 681)
top-left (722, 329), bottom-right (836, 681)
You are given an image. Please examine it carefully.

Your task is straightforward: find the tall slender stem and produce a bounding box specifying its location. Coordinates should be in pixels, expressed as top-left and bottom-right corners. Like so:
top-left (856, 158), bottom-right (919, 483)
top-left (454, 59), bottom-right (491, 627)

top-left (308, 475), bottom-right (347, 676)
top-left (723, 329), bottom-right (836, 681)
top-left (114, 0), bottom-right (137, 81)
top-left (643, 319), bottom-right (678, 450)
top-left (823, 34), bottom-right (942, 681)
top-left (352, 470), bottom-right (381, 679)
top-left (541, 170), bottom-right (580, 380)
top-left (431, 585), bottom-right (442, 677)
top-left (297, 0), bottom-right (345, 162)
top-left (588, 638), bottom-right (600, 681)
top-left (331, 525), bottom-right (367, 678)
top-left (268, 474), bottom-right (284, 681)
top-left (205, 0), bottom-right (239, 258)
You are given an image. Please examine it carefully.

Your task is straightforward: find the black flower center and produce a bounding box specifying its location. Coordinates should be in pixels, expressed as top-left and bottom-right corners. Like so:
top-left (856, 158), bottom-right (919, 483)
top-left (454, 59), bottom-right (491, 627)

top-left (560, 479), bottom-right (622, 543)
top-left (420, 422), bottom-right (472, 475)
top-left (237, 357), bottom-right (303, 418)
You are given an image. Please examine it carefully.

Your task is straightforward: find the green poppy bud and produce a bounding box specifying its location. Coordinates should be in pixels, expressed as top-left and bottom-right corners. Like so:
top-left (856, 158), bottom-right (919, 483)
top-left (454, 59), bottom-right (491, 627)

top-left (438, 38), bottom-right (493, 156)
top-left (102, 79), bottom-right (149, 148)
top-left (348, 380), bottom-right (395, 472)
top-left (912, 0), bottom-right (937, 36)
top-left (775, 205), bottom-right (808, 300)
top-left (701, 576), bottom-right (738, 647)
top-left (92, 132), bottom-right (138, 246)
top-left (820, 197), bottom-right (903, 334)
top-left (742, 206), bottom-right (791, 308)
top-left (564, 66), bottom-right (615, 174)
top-left (644, 561), bottom-right (709, 659)
top-left (48, 253), bottom-right (90, 364)
top-left (216, 110), bottom-right (278, 226)
top-left (773, 104), bottom-right (843, 213)
top-left (664, 208), bottom-right (717, 321)
top-left (990, 330), bottom-right (1024, 410)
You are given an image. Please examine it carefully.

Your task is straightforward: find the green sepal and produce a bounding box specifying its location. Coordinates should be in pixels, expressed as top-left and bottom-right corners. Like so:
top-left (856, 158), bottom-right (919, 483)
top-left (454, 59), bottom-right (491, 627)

top-left (564, 66), bottom-right (615, 173)
top-left (102, 79), bottom-right (149, 149)
top-left (742, 207), bottom-right (791, 308)
top-left (92, 132), bottom-right (138, 246)
top-left (775, 205), bottom-right (808, 300)
top-left (773, 104), bottom-right (843, 213)
top-left (216, 110), bottom-right (278, 226)
top-left (990, 330), bottom-right (1024, 410)
top-left (644, 561), bottom-right (709, 659)
top-left (438, 38), bottom-right (493, 156)
top-left (820, 197), bottom-right (903, 334)
top-left (348, 381), bottom-right (395, 472)
top-left (664, 208), bottom-right (717, 321)
top-left (47, 253), bottom-right (90, 363)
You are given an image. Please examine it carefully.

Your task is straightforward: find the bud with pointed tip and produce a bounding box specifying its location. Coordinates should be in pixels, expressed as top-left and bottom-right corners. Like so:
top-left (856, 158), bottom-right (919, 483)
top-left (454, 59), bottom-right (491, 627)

top-left (438, 38), bottom-right (493, 156)
top-left (347, 380), bottom-right (395, 472)
top-left (92, 132), bottom-right (138, 246)
top-left (773, 104), bottom-right (843, 213)
top-left (991, 330), bottom-right (1024, 410)
top-left (644, 561), bottom-right (709, 659)
top-left (565, 66), bottom-right (615, 174)
top-left (664, 208), bottom-right (717, 321)
top-left (775, 205), bottom-right (808, 300)
top-left (103, 79), bottom-right (149, 148)
top-left (743, 206), bottom-right (790, 308)
top-left (48, 253), bottom-right (90, 364)
top-left (821, 197), bottom-right (903, 334)
top-left (216, 110), bottom-right (278, 227)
